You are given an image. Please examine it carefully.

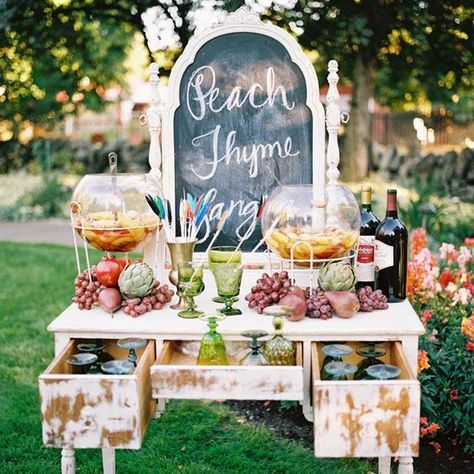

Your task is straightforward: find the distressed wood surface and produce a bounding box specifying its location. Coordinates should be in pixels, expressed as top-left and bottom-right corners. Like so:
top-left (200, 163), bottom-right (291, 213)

top-left (151, 341), bottom-right (304, 400)
top-left (39, 340), bottom-right (155, 449)
top-left (312, 342), bottom-right (420, 458)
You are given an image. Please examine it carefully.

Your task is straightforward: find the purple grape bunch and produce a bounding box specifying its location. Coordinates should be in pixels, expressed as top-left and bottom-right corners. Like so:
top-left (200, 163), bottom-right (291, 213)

top-left (72, 266), bottom-right (102, 310)
top-left (245, 271), bottom-right (293, 314)
top-left (305, 287), bottom-right (333, 319)
top-left (123, 281), bottom-right (174, 317)
top-left (356, 286), bottom-right (389, 311)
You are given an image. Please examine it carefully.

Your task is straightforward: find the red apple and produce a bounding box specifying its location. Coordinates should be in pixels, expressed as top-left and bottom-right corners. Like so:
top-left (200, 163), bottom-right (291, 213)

top-left (96, 257), bottom-right (123, 287)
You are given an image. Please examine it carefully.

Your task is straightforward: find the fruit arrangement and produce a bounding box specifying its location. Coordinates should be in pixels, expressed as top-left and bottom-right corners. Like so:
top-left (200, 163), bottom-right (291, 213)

top-left (244, 271), bottom-right (294, 314)
top-left (123, 282), bottom-right (174, 317)
top-left (73, 211), bottom-right (159, 252)
top-left (246, 263), bottom-right (388, 320)
top-left (72, 258), bottom-right (174, 316)
top-left (265, 226), bottom-right (358, 265)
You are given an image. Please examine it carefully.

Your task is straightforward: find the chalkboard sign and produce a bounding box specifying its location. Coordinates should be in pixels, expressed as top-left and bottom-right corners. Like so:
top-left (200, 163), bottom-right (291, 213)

top-left (163, 18), bottom-right (324, 251)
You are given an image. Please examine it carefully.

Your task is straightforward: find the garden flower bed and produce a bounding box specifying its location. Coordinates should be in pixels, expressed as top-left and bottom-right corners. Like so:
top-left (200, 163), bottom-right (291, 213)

top-left (408, 230), bottom-right (473, 453)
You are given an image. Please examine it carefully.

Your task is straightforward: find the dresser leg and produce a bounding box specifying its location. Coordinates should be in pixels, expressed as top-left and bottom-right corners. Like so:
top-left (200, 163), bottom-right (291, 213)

top-left (102, 448), bottom-right (115, 474)
top-left (61, 448), bottom-right (76, 474)
top-left (378, 456), bottom-right (391, 474)
top-left (398, 456), bottom-right (414, 474)
top-left (154, 398), bottom-right (167, 419)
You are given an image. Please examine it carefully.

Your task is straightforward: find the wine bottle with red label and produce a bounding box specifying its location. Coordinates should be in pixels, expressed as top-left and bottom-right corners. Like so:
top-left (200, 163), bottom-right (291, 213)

top-left (375, 189), bottom-right (408, 302)
top-left (355, 185), bottom-right (379, 289)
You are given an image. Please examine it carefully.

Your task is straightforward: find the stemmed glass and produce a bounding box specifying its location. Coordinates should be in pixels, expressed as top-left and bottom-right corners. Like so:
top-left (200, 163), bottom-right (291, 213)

top-left (117, 338), bottom-right (147, 366)
top-left (211, 264), bottom-right (243, 315)
top-left (325, 361), bottom-right (357, 380)
top-left (197, 314), bottom-right (228, 365)
top-left (177, 261), bottom-right (205, 319)
top-left (67, 353), bottom-right (98, 374)
top-left (354, 344), bottom-right (386, 380)
top-left (240, 330), bottom-right (269, 366)
top-left (101, 359), bottom-right (135, 375)
top-left (77, 340), bottom-right (113, 373)
top-left (365, 364), bottom-right (401, 380)
top-left (320, 344), bottom-right (353, 380)
top-left (209, 246), bottom-right (242, 311)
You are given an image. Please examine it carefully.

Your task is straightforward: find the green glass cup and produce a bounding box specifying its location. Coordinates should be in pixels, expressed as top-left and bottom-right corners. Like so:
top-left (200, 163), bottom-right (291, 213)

top-left (208, 246), bottom-right (242, 304)
top-left (177, 262), bottom-right (205, 319)
top-left (211, 264), bottom-right (243, 316)
top-left (197, 314), bottom-right (228, 365)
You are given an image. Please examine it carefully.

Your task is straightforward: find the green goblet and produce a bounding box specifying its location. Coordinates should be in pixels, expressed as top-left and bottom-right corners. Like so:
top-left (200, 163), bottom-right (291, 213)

top-left (208, 246), bottom-right (241, 304)
top-left (197, 314), bottom-right (228, 365)
top-left (211, 264), bottom-right (243, 316)
top-left (177, 262), bottom-right (205, 319)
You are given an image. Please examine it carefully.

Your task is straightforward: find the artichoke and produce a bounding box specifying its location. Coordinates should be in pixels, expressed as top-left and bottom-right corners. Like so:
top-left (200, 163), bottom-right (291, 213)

top-left (118, 262), bottom-right (155, 298)
top-left (318, 261), bottom-right (356, 291)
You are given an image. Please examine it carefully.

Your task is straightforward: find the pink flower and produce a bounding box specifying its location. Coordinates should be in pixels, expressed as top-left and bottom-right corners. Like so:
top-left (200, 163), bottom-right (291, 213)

top-left (449, 389), bottom-right (458, 401)
top-left (440, 243), bottom-right (458, 262)
top-left (421, 309), bottom-right (432, 324)
top-left (466, 341), bottom-right (474, 351)
top-left (452, 288), bottom-right (472, 306)
top-left (457, 246), bottom-right (473, 272)
top-left (445, 282), bottom-right (458, 294)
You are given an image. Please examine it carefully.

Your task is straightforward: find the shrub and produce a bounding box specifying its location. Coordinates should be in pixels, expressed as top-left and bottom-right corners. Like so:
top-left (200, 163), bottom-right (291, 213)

top-left (409, 232), bottom-right (474, 452)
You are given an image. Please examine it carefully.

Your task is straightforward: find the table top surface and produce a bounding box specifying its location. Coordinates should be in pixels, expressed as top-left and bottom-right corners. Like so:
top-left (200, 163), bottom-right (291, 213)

top-left (48, 270), bottom-right (425, 339)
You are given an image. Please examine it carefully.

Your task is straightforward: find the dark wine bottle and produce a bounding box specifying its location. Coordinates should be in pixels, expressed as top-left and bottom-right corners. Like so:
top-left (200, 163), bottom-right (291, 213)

top-left (375, 189), bottom-right (408, 302)
top-left (355, 185), bottom-right (379, 289)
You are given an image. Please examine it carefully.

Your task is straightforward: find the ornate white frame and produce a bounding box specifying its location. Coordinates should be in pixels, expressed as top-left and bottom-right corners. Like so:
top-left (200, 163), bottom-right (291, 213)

top-left (159, 7), bottom-right (327, 215)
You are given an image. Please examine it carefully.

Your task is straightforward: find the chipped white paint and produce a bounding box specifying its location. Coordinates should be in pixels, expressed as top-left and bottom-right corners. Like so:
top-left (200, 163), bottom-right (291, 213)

top-left (312, 342), bottom-right (420, 460)
top-left (313, 382), bottom-right (420, 457)
top-left (151, 341), bottom-right (303, 400)
top-left (39, 340), bottom-right (155, 453)
top-left (39, 377), bottom-right (140, 449)
top-left (152, 365), bottom-right (304, 401)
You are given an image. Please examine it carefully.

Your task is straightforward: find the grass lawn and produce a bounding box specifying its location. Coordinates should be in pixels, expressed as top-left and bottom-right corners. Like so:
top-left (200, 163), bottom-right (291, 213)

top-left (0, 241), bottom-right (371, 473)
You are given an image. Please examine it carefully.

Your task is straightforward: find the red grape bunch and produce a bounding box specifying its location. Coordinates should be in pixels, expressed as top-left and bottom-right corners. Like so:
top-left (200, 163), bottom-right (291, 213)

top-left (356, 286), bottom-right (389, 311)
top-left (305, 287), bottom-right (333, 319)
top-left (123, 281), bottom-right (174, 317)
top-left (245, 271), bottom-right (293, 314)
top-left (72, 267), bottom-right (102, 310)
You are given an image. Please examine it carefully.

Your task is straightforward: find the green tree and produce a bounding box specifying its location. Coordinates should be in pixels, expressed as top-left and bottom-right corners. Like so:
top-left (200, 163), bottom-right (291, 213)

top-left (230, 0), bottom-right (473, 180)
top-left (0, 0), bottom-right (198, 137)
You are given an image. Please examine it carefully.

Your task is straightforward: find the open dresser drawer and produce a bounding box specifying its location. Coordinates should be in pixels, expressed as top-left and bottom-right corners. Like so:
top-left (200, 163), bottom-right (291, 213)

top-left (151, 341), bottom-right (304, 400)
top-left (312, 341), bottom-right (420, 458)
top-left (38, 338), bottom-right (155, 449)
